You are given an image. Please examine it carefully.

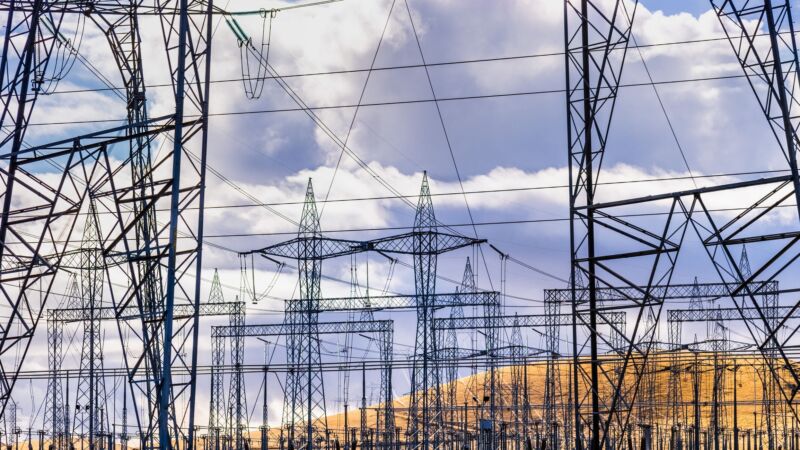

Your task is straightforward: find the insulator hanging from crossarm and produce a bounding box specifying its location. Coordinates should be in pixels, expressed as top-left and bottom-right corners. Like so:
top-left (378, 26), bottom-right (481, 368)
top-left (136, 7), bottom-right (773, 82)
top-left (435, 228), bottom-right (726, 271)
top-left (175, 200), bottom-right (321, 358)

top-left (239, 253), bottom-right (253, 306)
top-left (225, 16), bottom-right (250, 45)
top-left (224, 10), bottom-right (274, 100)
top-left (374, 251), bottom-right (397, 296)
top-left (244, 252), bottom-right (285, 304)
top-left (35, 8), bottom-right (86, 94)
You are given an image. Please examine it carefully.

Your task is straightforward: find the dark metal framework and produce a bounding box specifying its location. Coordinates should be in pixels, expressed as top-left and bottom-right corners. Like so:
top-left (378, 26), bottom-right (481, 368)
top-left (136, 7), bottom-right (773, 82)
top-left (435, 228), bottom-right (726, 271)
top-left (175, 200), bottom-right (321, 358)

top-left (45, 297), bottom-right (244, 449)
top-left (8, 3), bottom-right (800, 450)
top-left (564, 1), bottom-right (800, 450)
top-left (246, 174), bottom-right (485, 450)
top-left (0, 0), bottom-right (214, 448)
top-left (210, 320), bottom-right (394, 450)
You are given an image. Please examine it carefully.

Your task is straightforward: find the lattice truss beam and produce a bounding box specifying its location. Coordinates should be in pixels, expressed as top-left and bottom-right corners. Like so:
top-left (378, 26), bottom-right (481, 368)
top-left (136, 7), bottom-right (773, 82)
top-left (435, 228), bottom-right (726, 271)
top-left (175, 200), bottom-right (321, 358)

top-left (284, 292), bottom-right (498, 313)
top-left (0, 1), bottom-right (213, 449)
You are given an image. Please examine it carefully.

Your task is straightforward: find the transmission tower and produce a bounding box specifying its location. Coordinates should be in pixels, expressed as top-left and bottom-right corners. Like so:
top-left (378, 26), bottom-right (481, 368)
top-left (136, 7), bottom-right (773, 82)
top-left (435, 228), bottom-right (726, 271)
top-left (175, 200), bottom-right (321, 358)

top-left (0, 2), bottom-right (214, 448)
top-left (268, 179), bottom-right (330, 450)
top-left (229, 266), bottom-right (246, 450)
top-left (508, 317), bottom-right (526, 450)
top-left (73, 200), bottom-right (109, 450)
top-left (564, 0), bottom-right (641, 447)
top-left (46, 274), bottom-right (80, 450)
top-left (0, 0), bottom-right (93, 419)
top-left (208, 269), bottom-right (227, 450)
top-left (559, 0), bottom-right (800, 447)
top-left (396, 174), bottom-right (457, 450)
top-left (442, 260), bottom-right (470, 441)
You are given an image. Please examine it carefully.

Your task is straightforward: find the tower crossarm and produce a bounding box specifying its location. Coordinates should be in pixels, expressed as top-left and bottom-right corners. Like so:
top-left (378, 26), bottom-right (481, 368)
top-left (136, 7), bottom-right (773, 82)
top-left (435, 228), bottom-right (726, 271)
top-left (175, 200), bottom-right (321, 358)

top-left (433, 312), bottom-right (626, 330)
top-left (365, 231), bottom-right (485, 255)
top-left (211, 319), bottom-right (392, 338)
top-left (545, 280), bottom-right (778, 303)
top-left (0, 115), bottom-right (177, 172)
top-left (48, 301), bottom-right (245, 323)
top-left (284, 291), bottom-right (498, 313)
top-left (668, 306), bottom-right (796, 323)
top-left (247, 236), bottom-right (367, 260)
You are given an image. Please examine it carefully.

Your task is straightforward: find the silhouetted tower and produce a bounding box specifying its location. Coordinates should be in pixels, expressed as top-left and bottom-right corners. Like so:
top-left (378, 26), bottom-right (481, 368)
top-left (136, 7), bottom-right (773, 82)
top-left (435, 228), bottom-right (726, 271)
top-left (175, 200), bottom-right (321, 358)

top-left (638, 307), bottom-right (658, 450)
top-left (667, 282), bottom-right (685, 450)
top-left (46, 274), bottom-right (79, 450)
top-left (73, 199), bottom-right (108, 450)
top-left (443, 260), bottom-right (470, 435)
top-left (281, 180), bottom-right (328, 449)
top-left (509, 317), bottom-right (526, 450)
top-left (208, 269), bottom-right (227, 450)
top-left (229, 267), bottom-right (246, 450)
top-left (407, 173), bottom-right (445, 450)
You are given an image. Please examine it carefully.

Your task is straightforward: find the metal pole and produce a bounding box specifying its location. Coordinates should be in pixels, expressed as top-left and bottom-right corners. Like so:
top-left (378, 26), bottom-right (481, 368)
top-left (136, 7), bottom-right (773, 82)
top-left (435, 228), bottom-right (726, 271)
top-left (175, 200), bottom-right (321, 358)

top-left (186, 0), bottom-right (212, 447)
top-left (694, 353), bottom-right (700, 450)
top-left (577, 0), bottom-right (601, 448)
top-left (159, 0), bottom-right (191, 446)
top-left (734, 366), bottom-right (739, 450)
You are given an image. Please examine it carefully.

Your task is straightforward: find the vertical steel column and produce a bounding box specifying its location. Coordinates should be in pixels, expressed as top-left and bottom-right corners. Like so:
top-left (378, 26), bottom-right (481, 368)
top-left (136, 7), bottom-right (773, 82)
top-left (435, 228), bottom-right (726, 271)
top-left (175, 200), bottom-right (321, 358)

top-left (209, 270), bottom-right (227, 450)
top-left (564, 0), bottom-right (637, 448)
top-left (158, 0), bottom-right (191, 442)
top-left (408, 173), bottom-right (443, 450)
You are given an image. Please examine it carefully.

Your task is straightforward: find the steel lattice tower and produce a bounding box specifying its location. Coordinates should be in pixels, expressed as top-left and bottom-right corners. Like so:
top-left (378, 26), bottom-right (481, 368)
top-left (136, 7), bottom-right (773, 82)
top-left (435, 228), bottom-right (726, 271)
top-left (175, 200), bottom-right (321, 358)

top-left (0, 2), bottom-right (214, 448)
top-left (508, 317), bottom-right (526, 449)
top-left (208, 269), bottom-right (227, 450)
top-left (543, 296), bottom-right (561, 450)
top-left (73, 199), bottom-right (108, 450)
top-left (228, 281), bottom-right (246, 450)
top-left (559, 0), bottom-right (800, 448)
top-left (281, 179), bottom-right (328, 449)
top-left (407, 173), bottom-right (444, 450)
top-left (0, 0), bottom-right (88, 417)
top-left (564, 1), bottom-right (645, 449)
top-left (87, 8), bottom-right (166, 446)
top-left (46, 274), bottom-right (80, 450)
top-left (442, 260), bottom-right (469, 441)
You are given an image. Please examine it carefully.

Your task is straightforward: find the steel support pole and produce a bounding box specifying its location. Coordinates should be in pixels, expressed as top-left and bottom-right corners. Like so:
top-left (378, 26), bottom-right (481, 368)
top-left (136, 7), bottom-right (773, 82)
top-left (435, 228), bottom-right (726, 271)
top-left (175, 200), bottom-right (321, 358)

top-left (578, 1), bottom-right (601, 449)
top-left (159, 0), bottom-right (190, 446)
top-left (187, 2), bottom-right (214, 446)
top-left (734, 365), bottom-right (739, 450)
top-left (762, 0), bottom-right (800, 219)
top-left (564, 0), bottom-right (582, 445)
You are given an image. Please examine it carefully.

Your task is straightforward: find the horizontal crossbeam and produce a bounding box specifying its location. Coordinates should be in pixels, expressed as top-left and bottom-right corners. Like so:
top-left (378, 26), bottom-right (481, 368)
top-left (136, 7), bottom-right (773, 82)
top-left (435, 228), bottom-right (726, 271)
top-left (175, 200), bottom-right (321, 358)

top-left (211, 319), bottom-right (393, 338)
top-left (284, 291), bottom-right (498, 313)
top-left (433, 312), bottom-right (626, 330)
top-left (544, 281), bottom-right (777, 303)
top-left (49, 301), bottom-right (244, 323)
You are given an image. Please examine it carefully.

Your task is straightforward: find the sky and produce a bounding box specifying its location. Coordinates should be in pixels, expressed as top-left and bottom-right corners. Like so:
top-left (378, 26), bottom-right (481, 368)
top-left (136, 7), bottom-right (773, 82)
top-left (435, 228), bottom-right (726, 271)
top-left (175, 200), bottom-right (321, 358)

top-left (7, 0), bottom-right (798, 436)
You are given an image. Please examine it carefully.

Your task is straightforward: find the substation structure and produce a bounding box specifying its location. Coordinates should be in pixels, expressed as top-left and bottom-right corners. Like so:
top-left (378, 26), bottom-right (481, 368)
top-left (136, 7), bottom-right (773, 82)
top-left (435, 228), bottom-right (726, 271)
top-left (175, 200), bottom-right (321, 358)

top-left (5, 2), bottom-right (800, 450)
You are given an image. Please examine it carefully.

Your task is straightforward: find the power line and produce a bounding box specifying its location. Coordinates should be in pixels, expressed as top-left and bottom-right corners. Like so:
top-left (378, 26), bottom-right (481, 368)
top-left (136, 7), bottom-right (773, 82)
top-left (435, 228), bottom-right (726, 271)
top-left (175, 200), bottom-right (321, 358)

top-left (200, 201), bottom-right (800, 239)
top-left (22, 71), bottom-right (771, 128)
top-left (5, 169), bottom-right (784, 219)
top-left (631, 28), bottom-right (697, 188)
top-left (319, 0), bottom-right (397, 216)
top-left (38, 31), bottom-right (793, 98)
top-left (403, 0), bottom-right (495, 291)
top-left (200, 168), bottom-right (787, 208)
